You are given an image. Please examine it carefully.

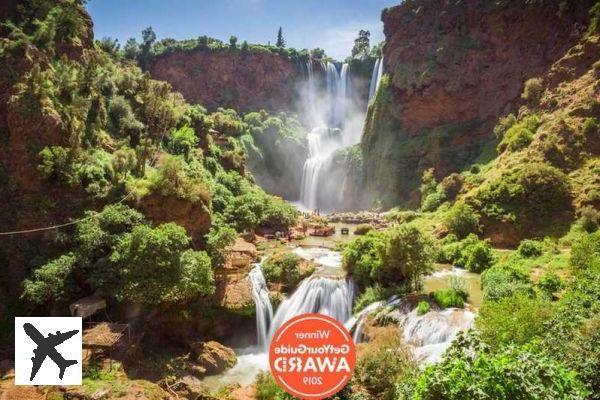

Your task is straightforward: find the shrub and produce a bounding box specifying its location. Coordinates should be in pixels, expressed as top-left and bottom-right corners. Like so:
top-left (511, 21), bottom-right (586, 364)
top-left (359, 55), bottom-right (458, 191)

top-left (22, 253), bottom-right (77, 304)
top-left (579, 205), bottom-right (599, 233)
top-left (421, 188), bottom-right (446, 212)
top-left (205, 220), bottom-right (237, 268)
top-left (517, 239), bottom-right (543, 258)
top-left (570, 231), bottom-right (600, 270)
top-left (538, 272), bottom-right (563, 297)
top-left (354, 326), bottom-right (416, 400)
top-left (432, 288), bottom-right (466, 308)
top-left (521, 77), bottom-right (544, 105)
top-left (443, 202), bottom-right (480, 239)
top-left (481, 263), bottom-right (534, 302)
top-left (376, 224), bottom-right (435, 291)
top-left (110, 223), bottom-right (215, 304)
top-left (462, 240), bottom-right (495, 272)
top-left (354, 224), bottom-right (373, 235)
top-left (343, 231), bottom-right (383, 288)
top-left (439, 173), bottom-right (464, 200)
top-left (168, 125), bottom-right (198, 158)
top-left (262, 252), bottom-right (303, 287)
top-left (477, 293), bottom-right (554, 348)
top-left (354, 284), bottom-right (387, 314)
top-left (413, 333), bottom-right (588, 400)
top-left (439, 234), bottom-right (495, 272)
top-left (474, 162), bottom-right (571, 230)
top-left (497, 114), bottom-right (541, 152)
top-left (255, 372), bottom-right (290, 400)
top-left (417, 301), bottom-right (431, 315)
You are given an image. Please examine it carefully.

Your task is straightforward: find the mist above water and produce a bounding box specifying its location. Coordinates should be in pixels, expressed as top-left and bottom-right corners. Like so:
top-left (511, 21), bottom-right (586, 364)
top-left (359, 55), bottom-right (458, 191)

top-left (297, 59), bottom-right (383, 211)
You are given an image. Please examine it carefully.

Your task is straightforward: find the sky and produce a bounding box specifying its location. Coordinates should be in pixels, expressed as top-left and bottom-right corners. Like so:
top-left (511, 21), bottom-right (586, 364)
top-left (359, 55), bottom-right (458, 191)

top-left (85, 0), bottom-right (399, 61)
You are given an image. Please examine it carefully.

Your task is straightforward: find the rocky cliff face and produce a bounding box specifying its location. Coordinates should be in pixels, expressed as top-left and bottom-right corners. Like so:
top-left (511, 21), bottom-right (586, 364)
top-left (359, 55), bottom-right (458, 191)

top-left (362, 0), bottom-right (593, 207)
top-left (149, 50), bottom-right (303, 112)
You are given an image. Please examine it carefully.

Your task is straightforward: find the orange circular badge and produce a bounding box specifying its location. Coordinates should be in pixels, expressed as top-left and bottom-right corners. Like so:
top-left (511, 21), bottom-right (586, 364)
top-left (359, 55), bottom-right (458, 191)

top-left (269, 313), bottom-right (356, 399)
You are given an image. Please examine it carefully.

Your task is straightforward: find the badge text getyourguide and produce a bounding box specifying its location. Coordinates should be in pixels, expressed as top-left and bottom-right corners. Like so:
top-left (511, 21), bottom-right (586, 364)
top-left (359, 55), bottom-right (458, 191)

top-left (269, 313), bottom-right (356, 399)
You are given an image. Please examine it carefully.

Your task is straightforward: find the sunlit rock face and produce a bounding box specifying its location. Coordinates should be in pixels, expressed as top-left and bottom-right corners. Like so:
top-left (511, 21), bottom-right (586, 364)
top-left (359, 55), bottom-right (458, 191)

top-left (362, 0), bottom-right (593, 207)
top-left (149, 50), bottom-right (302, 112)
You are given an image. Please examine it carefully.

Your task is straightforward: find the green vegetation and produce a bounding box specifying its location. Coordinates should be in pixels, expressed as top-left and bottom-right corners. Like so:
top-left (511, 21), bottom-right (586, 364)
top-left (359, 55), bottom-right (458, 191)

top-left (411, 333), bottom-right (588, 399)
top-left (343, 224), bottom-right (435, 291)
top-left (262, 251), bottom-right (312, 288)
top-left (353, 284), bottom-right (387, 314)
top-left (431, 288), bottom-right (467, 309)
top-left (417, 301), bottom-right (431, 315)
top-left (439, 234), bottom-right (496, 272)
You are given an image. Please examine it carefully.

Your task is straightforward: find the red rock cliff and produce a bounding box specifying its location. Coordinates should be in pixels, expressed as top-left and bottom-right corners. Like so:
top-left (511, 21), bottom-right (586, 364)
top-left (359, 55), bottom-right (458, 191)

top-left (362, 0), bottom-right (593, 207)
top-left (149, 49), bottom-right (302, 112)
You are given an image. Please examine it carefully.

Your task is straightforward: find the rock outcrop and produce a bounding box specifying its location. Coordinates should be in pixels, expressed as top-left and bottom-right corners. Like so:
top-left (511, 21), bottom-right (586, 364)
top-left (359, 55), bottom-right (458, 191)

top-left (190, 340), bottom-right (237, 375)
top-left (149, 49), bottom-right (303, 112)
top-left (362, 0), bottom-right (594, 207)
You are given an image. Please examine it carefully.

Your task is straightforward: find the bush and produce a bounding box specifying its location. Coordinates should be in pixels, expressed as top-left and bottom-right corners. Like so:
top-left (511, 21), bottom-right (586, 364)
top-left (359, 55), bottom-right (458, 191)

top-left (432, 288), bottom-right (466, 308)
top-left (521, 77), bottom-right (544, 105)
top-left (474, 163), bottom-right (571, 230)
top-left (497, 114), bottom-right (541, 152)
top-left (262, 252), bottom-right (304, 287)
top-left (354, 284), bottom-right (387, 314)
top-left (353, 326), bottom-right (416, 400)
top-left (439, 234), bottom-right (495, 272)
top-left (417, 301), bottom-right (431, 315)
top-left (413, 333), bottom-right (588, 400)
top-left (354, 224), bottom-right (373, 235)
top-left (463, 240), bottom-right (496, 273)
top-left (439, 173), bottom-right (464, 200)
top-left (570, 231), bottom-right (600, 270)
top-left (579, 206), bottom-right (599, 233)
top-left (22, 253), bottom-right (77, 305)
top-left (477, 293), bottom-right (554, 348)
top-left (481, 263), bottom-right (534, 302)
top-left (205, 220), bottom-right (237, 268)
top-left (376, 224), bottom-right (435, 291)
top-left (443, 202), bottom-right (480, 239)
top-left (255, 372), bottom-right (291, 400)
top-left (344, 224), bottom-right (435, 292)
top-left (168, 125), bottom-right (198, 158)
top-left (110, 223), bottom-right (215, 304)
top-left (517, 239), bottom-right (543, 258)
top-left (538, 272), bottom-right (563, 297)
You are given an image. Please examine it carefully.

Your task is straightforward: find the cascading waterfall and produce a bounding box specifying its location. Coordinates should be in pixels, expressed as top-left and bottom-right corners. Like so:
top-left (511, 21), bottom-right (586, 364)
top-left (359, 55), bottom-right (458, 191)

top-left (268, 276), bottom-right (355, 341)
top-left (248, 264), bottom-right (273, 351)
top-left (368, 58), bottom-right (381, 100)
top-left (299, 61), bottom-right (352, 210)
top-left (347, 296), bottom-right (475, 365)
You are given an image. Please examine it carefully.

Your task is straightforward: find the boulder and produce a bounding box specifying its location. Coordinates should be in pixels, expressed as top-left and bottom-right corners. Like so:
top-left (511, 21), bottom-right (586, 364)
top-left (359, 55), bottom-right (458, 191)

top-left (190, 341), bottom-right (237, 376)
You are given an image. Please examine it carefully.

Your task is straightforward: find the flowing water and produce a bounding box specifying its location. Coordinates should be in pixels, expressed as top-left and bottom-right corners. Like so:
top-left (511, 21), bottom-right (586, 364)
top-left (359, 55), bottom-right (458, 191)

top-left (248, 264), bottom-right (273, 351)
top-left (298, 61), bottom-right (362, 211)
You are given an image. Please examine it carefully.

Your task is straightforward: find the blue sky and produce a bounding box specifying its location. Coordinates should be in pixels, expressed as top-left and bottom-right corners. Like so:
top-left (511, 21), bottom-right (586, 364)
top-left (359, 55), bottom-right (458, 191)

top-left (85, 0), bottom-right (399, 60)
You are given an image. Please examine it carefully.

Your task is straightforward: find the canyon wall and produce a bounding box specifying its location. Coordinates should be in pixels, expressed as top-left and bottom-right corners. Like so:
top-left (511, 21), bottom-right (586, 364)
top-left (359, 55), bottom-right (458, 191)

top-left (362, 0), bottom-right (593, 208)
top-left (149, 50), bottom-right (303, 112)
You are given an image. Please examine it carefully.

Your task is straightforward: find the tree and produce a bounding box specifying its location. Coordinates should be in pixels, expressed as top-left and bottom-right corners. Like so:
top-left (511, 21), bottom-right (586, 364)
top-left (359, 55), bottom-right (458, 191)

top-left (122, 38), bottom-right (139, 60)
top-left (139, 26), bottom-right (156, 69)
top-left (276, 27), bottom-right (285, 48)
top-left (111, 223), bottom-right (215, 304)
top-left (229, 35), bottom-right (238, 49)
top-left (351, 30), bottom-right (370, 60)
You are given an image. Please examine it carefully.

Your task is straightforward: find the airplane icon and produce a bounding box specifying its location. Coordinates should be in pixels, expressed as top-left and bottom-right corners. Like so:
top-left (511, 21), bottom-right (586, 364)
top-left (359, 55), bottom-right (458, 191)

top-left (23, 323), bottom-right (79, 381)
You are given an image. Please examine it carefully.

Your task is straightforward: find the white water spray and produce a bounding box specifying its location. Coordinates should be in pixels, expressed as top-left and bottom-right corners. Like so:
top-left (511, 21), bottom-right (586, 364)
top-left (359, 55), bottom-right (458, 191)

top-left (268, 276), bottom-right (355, 340)
top-left (248, 264), bottom-right (273, 351)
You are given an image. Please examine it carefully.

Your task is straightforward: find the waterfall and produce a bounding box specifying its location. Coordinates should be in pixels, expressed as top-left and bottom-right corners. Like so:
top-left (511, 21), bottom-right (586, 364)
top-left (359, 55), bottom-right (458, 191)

top-left (248, 264), bottom-right (273, 351)
top-left (299, 61), bottom-right (355, 211)
top-left (368, 58), bottom-right (381, 100)
top-left (268, 276), bottom-right (355, 341)
top-left (347, 297), bottom-right (475, 365)
top-left (375, 56), bottom-right (384, 93)
top-left (368, 57), bottom-right (384, 102)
